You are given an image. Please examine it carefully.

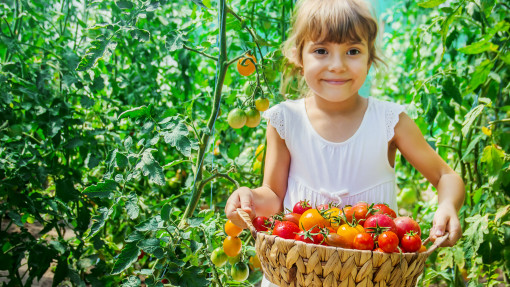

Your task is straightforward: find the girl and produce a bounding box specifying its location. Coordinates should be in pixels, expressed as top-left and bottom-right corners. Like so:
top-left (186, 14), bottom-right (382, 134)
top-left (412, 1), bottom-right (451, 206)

top-left (226, 0), bottom-right (464, 284)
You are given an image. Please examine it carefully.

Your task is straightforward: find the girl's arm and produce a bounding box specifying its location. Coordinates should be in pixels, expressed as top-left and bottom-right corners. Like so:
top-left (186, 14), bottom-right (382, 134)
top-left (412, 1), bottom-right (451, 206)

top-left (224, 123), bottom-right (290, 228)
top-left (393, 113), bottom-right (465, 246)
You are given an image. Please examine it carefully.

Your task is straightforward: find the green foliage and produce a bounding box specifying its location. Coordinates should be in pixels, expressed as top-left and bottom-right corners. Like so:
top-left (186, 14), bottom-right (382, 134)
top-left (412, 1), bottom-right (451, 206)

top-left (1, 0), bottom-right (508, 286)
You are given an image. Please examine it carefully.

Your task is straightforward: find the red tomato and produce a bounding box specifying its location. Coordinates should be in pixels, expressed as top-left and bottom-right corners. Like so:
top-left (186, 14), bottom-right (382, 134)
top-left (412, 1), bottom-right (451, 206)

top-left (282, 212), bottom-right (301, 226)
top-left (316, 202), bottom-right (339, 211)
top-left (336, 224), bottom-right (361, 249)
top-left (294, 230), bottom-right (325, 245)
top-left (299, 209), bottom-right (330, 231)
top-left (371, 203), bottom-right (397, 218)
top-left (393, 217), bottom-right (421, 240)
top-left (353, 233), bottom-right (374, 250)
top-left (400, 232), bottom-right (422, 252)
top-left (373, 247), bottom-right (385, 252)
top-left (364, 214), bottom-right (397, 235)
top-left (378, 231), bottom-right (399, 253)
top-left (293, 200), bottom-right (312, 214)
top-left (345, 202), bottom-right (370, 225)
top-left (272, 221), bottom-right (300, 239)
top-left (252, 216), bottom-right (270, 232)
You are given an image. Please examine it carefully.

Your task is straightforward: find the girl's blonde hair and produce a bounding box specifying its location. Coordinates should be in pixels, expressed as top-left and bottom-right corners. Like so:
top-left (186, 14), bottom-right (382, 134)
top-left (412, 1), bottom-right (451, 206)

top-left (280, 0), bottom-right (383, 96)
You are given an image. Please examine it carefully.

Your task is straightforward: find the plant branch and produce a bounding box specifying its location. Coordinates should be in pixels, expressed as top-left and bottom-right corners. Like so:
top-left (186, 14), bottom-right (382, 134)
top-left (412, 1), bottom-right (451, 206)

top-left (199, 173), bottom-right (240, 192)
top-left (183, 44), bottom-right (216, 61)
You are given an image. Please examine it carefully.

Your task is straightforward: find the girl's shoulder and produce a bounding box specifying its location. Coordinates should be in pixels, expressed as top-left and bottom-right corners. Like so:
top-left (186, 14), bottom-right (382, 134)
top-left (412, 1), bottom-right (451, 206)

top-left (368, 97), bottom-right (407, 141)
top-left (262, 98), bottom-right (304, 140)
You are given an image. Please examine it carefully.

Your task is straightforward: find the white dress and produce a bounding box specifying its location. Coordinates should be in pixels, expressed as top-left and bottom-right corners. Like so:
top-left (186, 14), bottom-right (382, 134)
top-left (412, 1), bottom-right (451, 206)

top-left (260, 97), bottom-right (405, 287)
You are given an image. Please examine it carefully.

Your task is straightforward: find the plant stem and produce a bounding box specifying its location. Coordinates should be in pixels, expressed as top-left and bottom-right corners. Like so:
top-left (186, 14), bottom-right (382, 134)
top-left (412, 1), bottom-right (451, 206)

top-left (180, 0), bottom-right (228, 226)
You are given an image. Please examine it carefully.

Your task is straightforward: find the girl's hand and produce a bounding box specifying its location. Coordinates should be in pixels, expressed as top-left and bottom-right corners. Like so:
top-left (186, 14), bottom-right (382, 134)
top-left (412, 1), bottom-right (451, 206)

top-left (224, 186), bottom-right (255, 229)
top-left (430, 203), bottom-right (462, 246)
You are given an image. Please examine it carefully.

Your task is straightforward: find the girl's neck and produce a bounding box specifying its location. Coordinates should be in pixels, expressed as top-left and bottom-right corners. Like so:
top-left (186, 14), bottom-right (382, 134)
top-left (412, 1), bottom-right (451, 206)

top-left (306, 93), bottom-right (367, 117)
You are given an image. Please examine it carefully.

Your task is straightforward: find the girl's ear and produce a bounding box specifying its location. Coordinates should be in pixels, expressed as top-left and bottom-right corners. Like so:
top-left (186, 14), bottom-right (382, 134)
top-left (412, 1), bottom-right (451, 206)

top-left (291, 47), bottom-right (302, 67)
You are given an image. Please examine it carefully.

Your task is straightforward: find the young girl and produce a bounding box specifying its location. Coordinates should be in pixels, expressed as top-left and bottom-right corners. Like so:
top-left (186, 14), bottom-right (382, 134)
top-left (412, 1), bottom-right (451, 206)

top-left (226, 0), bottom-right (464, 284)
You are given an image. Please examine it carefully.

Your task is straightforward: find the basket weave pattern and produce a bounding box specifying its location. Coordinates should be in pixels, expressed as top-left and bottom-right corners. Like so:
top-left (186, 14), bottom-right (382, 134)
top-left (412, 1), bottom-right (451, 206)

top-left (237, 208), bottom-right (447, 287)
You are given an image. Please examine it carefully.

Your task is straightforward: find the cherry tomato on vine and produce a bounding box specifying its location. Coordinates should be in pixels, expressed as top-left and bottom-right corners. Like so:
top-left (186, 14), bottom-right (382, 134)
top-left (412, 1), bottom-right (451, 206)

top-left (293, 200), bottom-right (312, 214)
top-left (231, 262), bottom-right (250, 282)
top-left (210, 247), bottom-right (228, 267)
top-left (252, 216), bottom-right (270, 232)
top-left (237, 54), bottom-right (257, 76)
top-left (223, 236), bottom-right (242, 257)
top-left (225, 219), bottom-right (244, 237)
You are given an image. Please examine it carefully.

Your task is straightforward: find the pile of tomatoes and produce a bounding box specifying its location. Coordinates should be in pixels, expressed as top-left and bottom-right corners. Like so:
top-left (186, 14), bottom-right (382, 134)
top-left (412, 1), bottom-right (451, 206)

top-left (252, 201), bottom-right (426, 253)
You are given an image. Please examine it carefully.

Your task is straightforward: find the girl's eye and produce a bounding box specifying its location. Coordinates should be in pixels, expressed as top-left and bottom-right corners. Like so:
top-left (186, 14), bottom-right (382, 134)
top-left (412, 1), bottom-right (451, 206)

top-left (314, 48), bottom-right (328, 55)
top-left (347, 49), bottom-right (360, 55)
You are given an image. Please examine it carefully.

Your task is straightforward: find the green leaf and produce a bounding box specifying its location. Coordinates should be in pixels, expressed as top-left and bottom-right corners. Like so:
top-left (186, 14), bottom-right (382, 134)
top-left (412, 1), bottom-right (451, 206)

top-left (56, 179), bottom-right (80, 202)
top-left (126, 231), bottom-right (145, 243)
top-left (162, 122), bottom-right (192, 157)
top-left (481, 144), bottom-right (504, 175)
top-left (88, 207), bottom-right (113, 238)
top-left (190, 0), bottom-right (207, 9)
top-left (116, 1), bottom-right (134, 9)
top-left (442, 77), bottom-right (462, 104)
top-left (166, 31), bottom-right (186, 52)
top-left (174, 266), bottom-right (209, 287)
top-left (125, 192), bottom-right (139, 220)
top-left (461, 105), bottom-right (484, 136)
top-left (135, 215), bottom-right (164, 232)
top-left (76, 38), bottom-right (117, 71)
top-left (464, 214), bottom-right (489, 255)
top-left (440, 7), bottom-right (462, 60)
top-left (28, 244), bottom-right (55, 280)
top-left (122, 276), bottom-right (141, 287)
top-left (118, 106), bottom-right (150, 120)
top-left (135, 149), bottom-right (165, 186)
top-left (481, 0), bottom-right (496, 17)
top-left (130, 29), bottom-right (150, 42)
top-left (462, 134), bottom-right (483, 161)
top-left (8, 211), bottom-right (23, 227)
top-left (418, 0), bottom-right (447, 8)
top-left (138, 238), bottom-right (164, 259)
top-left (458, 41), bottom-right (498, 54)
top-left (111, 242), bottom-right (139, 275)
top-left (467, 59), bottom-right (495, 94)
top-left (116, 152), bottom-right (128, 168)
top-left (83, 180), bottom-right (117, 198)
top-left (161, 203), bottom-right (172, 221)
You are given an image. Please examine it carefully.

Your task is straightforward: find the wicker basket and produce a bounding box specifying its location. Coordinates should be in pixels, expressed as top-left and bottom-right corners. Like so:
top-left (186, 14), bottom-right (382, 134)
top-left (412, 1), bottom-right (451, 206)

top-left (237, 208), bottom-right (448, 287)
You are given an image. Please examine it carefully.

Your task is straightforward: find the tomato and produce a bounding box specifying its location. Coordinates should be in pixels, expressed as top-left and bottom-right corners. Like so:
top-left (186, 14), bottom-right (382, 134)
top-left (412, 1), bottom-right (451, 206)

top-left (295, 230), bottom-right (325, 245)
top-left (347, 202), bottom-right (370, 225)
top-left (210, 247), bottom-right (228, 267)
top-left (364, 214), bottom-right (397, 235)
top-left (325, 233), bottom-right (344, 247)
top-left (272, 221), bottom-right (300, 239)
top-left (245, 108), bottom-right (261, 128)
top-left (161, 278), bottom-right (169, 284)
top-left (418, 245), bottom-right (427, 253)
top-left (255, 97), bottom-right (270, 112)
top-left (231, 262), bottom-right (250, 282)
top-left (138, 250), bottom-right (145, 260)
top-left (252, 216), bottom-right (270, 232)
top-left (227, 108), bottom-right (247, 129)
top-left (223, 236), bottom-right (242, 257)
top-left (324, 207), bottom-right (343, 230)
top-left (249, 255), bottom-right (261, 269)
top-left (373, 247), bottom-right (385, 253)
top-left (293, 200), bottom-right (312, 215)
top-left (393, 217), bottom-right (421, 240)
top-left (168, 177), bottom-right (180, 189)
top-left (299, 209), bottom-right (330, 231)
top-left (282, 212), bottom-right (301, 226)
top-left (353, 233), bottom-right (374, 250)
top-left (255, 144), bottom-right (265, 162)
top-left (400, 232), bottom-right (422, 252)
top-left (336, 224), bottom-right (361, 249)
top-left (378, 231), bottom-right (399, 253)
top-left (371, 203), bottom-right (397, 218)
top-left (225, 220), bottom-right (244, 237)
top-left (355, 225), bottom-right (365, 233)
top-left (237, 54), bottom-right (257, 76)
top-left (316, 202), bottom-right (339, 211)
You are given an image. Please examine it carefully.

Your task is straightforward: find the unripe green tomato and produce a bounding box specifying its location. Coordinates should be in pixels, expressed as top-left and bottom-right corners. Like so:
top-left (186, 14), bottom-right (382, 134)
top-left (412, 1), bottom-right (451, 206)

top-left (210, 247), bottom-right (228, 267)
top-left (231, 262), bottom-right (249, 282)
top-left (227, 108), bottom-right (247, 129)
top-left (245, 108), bottom-right (261, 128)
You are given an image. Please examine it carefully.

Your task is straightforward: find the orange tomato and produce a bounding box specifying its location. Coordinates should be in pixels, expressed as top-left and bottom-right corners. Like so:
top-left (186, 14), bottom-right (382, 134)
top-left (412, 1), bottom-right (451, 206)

top-left (237, 54), bottom-right (257, 76)
top-left (225, 220), bottom-right (244, 237)
top-left (419, 245), bottom-right (427, 253)
top-left (299, 209), bottom-right (330, 231)
top-left (336, 224), bottom-right (361, 249)
top-left (223, 236), bottom-right (242, 257)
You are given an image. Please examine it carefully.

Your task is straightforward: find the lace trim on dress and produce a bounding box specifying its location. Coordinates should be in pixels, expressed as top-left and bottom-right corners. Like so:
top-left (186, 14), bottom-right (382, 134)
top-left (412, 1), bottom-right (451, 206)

top-left (385, 103), bottom-right (406, 141)
top-left (262, 106), bottom-right (286, 139)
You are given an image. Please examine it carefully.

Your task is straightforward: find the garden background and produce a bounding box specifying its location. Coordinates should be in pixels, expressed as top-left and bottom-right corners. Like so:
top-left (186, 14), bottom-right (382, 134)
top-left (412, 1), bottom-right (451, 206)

top-left (0, 0), bottom-right (509, 286)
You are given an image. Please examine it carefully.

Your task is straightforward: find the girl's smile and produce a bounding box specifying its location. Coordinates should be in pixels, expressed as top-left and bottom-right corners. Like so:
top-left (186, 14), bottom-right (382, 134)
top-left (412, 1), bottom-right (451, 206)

top-left (301, 41), bottom-right (371, 103)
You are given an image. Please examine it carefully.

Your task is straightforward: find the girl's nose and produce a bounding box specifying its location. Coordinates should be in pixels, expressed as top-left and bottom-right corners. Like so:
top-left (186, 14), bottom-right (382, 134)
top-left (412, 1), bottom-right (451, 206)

top-left (328, 55), bottom-right (347, 72)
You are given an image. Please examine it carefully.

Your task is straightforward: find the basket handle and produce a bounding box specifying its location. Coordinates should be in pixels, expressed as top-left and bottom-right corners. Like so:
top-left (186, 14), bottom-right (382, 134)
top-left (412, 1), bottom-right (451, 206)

top-left (236, 208), bottom-right (258, 239)
top-left (422, 232), bottom-right (450, 255)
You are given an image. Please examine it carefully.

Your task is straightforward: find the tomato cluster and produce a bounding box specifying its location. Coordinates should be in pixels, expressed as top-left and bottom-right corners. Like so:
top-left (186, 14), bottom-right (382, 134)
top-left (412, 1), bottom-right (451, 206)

top-left (255, 201), bottom-right (427, 253)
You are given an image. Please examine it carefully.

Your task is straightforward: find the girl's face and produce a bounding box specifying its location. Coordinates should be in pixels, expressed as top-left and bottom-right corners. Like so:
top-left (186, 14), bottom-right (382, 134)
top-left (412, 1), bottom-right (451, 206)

top-left (301, 40), bottom-right (371, 103)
